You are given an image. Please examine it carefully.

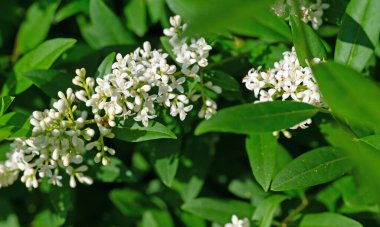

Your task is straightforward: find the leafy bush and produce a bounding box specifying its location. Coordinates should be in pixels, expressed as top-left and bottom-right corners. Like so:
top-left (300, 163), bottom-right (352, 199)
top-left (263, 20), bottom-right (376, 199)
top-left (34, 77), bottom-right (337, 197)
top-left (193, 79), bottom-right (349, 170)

top-left (0, 0), bottom-right (379, 226)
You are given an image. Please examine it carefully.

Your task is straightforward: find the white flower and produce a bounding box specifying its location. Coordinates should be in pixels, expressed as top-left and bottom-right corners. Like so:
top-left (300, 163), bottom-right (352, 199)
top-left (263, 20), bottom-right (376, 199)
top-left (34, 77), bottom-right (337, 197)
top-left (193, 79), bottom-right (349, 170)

top-left (225, 215), bottom-right (250, 227)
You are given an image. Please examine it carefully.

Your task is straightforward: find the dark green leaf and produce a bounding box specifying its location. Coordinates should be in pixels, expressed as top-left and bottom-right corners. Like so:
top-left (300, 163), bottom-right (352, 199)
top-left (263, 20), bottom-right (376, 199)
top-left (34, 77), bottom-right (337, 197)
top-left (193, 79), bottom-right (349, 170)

top-left (0, 112), bottom-right (31, 141)
top-left (0, 201), bottom-right (20, 227)
top-left (77, 0), bottom-right (136, 49)
top-left (124, 0), bottom-right (147, 37)
top-left (195, 101), bottom-right (318, 135)
top-left (172, 136), bottom-right (215, 202)
top-left (144, 139), bottom-right (180, 187)
top-left (271, 147), bottom-right (352, 191)
top-left (113, 120), bottom-right (176, 142)
top-left (252, 195), bottom-right (287, 227)
top-left (95, 52), bottom-right (116, 78)
top-left (23, 70), bottom-right (73, 98)
top-left (0, 96), bottom-right (14, 116)
top-left (312, 62), bottom-right (380, 128)
top-left (109, 188), bottom-right (156, 217)
top-left (245, 133), bottom-right (278, 191)
top-left (335, 0), bottom-right (380, 71)
top-left (290, 15), bottom-right (326, 66)
top-left (15, 1), bottom-right (58, 55)
top-left (2, 38), bottom-right (76, 95)
top-left (299, 213), bottom-right (362, 227)
top-left (182, 197), bottom-right (254, 224)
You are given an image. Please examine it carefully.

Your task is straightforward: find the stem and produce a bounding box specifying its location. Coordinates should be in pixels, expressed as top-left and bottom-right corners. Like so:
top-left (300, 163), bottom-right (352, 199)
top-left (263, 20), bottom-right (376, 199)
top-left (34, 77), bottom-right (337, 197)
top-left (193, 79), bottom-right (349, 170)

top-left (281, 192), bottom-right (308, 227)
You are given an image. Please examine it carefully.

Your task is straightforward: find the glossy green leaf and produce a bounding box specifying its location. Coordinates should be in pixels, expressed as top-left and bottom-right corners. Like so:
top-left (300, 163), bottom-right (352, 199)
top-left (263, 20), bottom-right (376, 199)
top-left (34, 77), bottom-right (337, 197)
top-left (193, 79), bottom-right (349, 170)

top-left (299, 213), bottom-right (362, 227)
top-left (290, 15), bottom-right (326, 66)
top-left (2, 38), bottom-right (76, 95)
top-left (23, 70), bottom-right (73, 98)
top-left (15, 1), bottom-right (58, 55)
top-left (142, 210), bottom-right (174, 227)
top-left (0, 112), bottom-right (31, 141)
top-left (195, 101), bottom-right (318, 135)
top-left (228, 175), bottom-right (267, 200)
top-left (124, 0), bottom-right (147, 37)
top-left (0, 96), bottom-right (14, 116)
top-left (245, 133), bottom-right (278, 191)
top-left (182, 198), bottom-right (254, 224)
top-left (144, 139), bottom-right (180, 187)
top-left (95, 52), bottom-right (116, 78)
top-left (207, 70), bottom-right (242, 100)
top-left (77, 0), bottom-right (135, 49)
top-left (312, 62), bottom-right (380, 128)
top-left (271, 147), bottom-right (352, 191)
top-left (109, 188), bottom-right (156, 217)
top-left (335, 0), bottom-right (380, 72)
top-left (113, 120), bottom-right (176, 142)
top-left (252, 195), bottom-right (287, 227)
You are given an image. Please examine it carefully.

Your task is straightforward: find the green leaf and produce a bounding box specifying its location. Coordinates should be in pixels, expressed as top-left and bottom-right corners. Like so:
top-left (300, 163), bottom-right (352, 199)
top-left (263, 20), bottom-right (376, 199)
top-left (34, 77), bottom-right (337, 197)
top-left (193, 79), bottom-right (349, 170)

top-left (335, 0), bottom-right (380, 72)
top-left (0, 96), bottom-right (14, 116)
top-left (96, 157), bottom-right (122, 182)
top-left (172, 136), bottom-right (215, 202)
top-left (15, 1), bottom-right (59, 55)
top-left (360, 135), bottom-right (380, 151)
top-left (195, 101), bottom-right (318, 135)
top-left (167, 0), bottom-right (291, 42)
top-left (271, 147), bottom-right (352, 191)
top-left (147, 0), bottom-right (165, 24)
top-left (289, 15), bottom-right (326, 66)
top-left (312, 62), bottom-right (380, 128)
top-left (2, 38), bottom-right (76, 95)
top-left (144, 139), bottom-right (180, 187)
top-left (208, 70), bottom-right (240, 93)
top-left (0, 112), bottom-right (31, 141)
top-left (124, 0), bottom-right (147, 37)
top-left (113, 120), bottom-right (176, 142)
top-left (245, 133), bottom-right (278, 191)
top-left (228, 175), bottom-right (267, 200)
top-left (77, 0), bottom-right (136, 49)
top-left (142, 210), bottom-right (174, 227)
top-left (160, 36), bottom-right (177, 62)
top-left (54, 0), bottom-right (89, 23)
top-left (23, 70), bottom-right (73, 98)
top-left (299, 213), bottom-right (362, 227)
top-left (180, 213), bottom-right (207, 227)
top-left (252, 195), bottom-right (287, 227)
top-left (0, 201), bottom-right (20, 227)
top-left (182, 198), bottom-right (254, 224)
top-left (109, 188), bottom-right (156, 217)
top-left (31, 210), bottom-right (65, 227)
top-left (95, 52), bottom-right (116, 78)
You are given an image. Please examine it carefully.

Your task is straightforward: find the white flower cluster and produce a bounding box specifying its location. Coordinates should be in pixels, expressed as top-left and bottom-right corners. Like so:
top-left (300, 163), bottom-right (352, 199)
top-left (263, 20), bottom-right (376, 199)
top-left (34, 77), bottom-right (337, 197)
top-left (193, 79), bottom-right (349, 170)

top-left (85, 41), bottom-right (194, 127)
top-left (0, 15), bottom-right (220, 190)
top-left (243, 47), bottom-right (322, 130)
top-left (164, 15), bottom-right (220, 119)
top-left (0, 87), bottom-right (96, 189)
top-left (272, 0), bottom-right (329, 30)
top-left (301, 0), bottom-right (330, 30)
top-left (225, 215), bottom-right (250, 227)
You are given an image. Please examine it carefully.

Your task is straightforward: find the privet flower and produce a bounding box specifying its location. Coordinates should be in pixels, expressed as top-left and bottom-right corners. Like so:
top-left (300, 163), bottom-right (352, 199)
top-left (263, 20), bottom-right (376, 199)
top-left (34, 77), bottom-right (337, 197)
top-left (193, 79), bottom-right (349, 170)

top-left (164, 15), bottom-right (220, 119)
top-left (273, 0), bottom-right (329, 30)
top-left (0, 15), bottom-right (221, 189)
top-left (243, 47), bottom-right (322, 131)
top-left (225, 215), bottom-right (250, 227)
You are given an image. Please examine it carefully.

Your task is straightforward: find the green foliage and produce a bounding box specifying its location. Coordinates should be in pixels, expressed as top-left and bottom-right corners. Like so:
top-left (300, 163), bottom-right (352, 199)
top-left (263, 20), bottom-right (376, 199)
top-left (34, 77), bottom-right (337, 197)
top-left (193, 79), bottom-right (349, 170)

top-left (1, 0), bottom-right (380, 226)
top-left (195, 101), bottom-right (318, 135)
